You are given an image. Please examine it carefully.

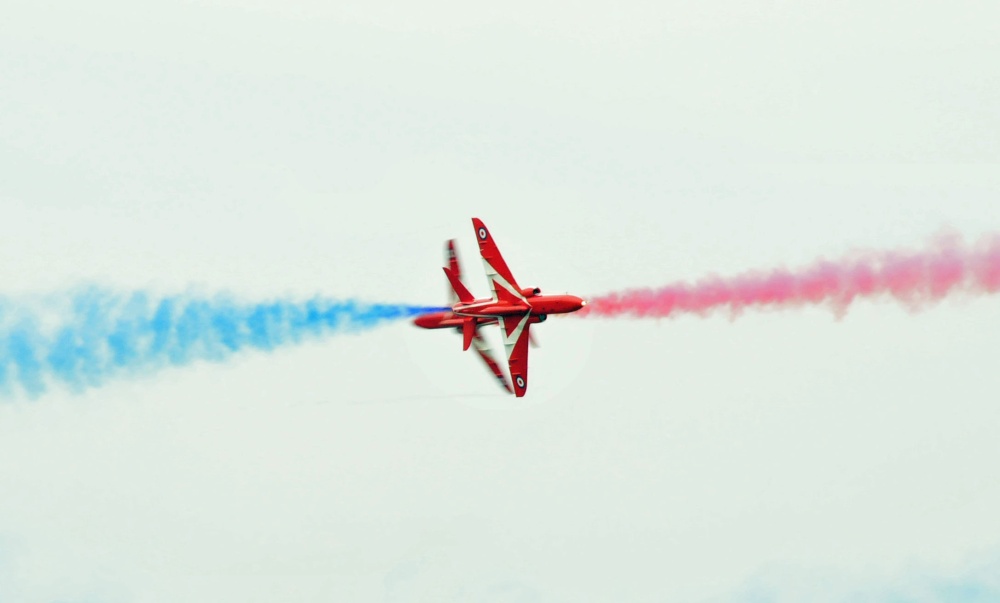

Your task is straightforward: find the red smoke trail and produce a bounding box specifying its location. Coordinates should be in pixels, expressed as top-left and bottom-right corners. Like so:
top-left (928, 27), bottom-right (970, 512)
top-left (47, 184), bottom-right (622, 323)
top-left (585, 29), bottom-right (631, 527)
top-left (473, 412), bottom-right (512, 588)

top-left (580, 234), bottom-right (1000, 319)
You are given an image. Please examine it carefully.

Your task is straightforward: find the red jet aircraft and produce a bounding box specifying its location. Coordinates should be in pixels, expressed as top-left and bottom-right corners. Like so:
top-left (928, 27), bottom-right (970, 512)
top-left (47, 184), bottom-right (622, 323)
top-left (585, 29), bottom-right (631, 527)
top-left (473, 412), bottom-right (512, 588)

top-left (413, 218), bottom-right (586, 397)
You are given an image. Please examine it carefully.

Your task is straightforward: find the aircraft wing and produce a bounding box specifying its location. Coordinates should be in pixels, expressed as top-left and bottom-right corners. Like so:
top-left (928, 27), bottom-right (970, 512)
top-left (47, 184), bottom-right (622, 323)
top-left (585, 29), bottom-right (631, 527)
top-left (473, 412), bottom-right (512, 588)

top-left (470, 332), bottom-right (513, 394)
top-left (472, 218), bottom-right (525, 303)
top-left (497, 313), bottom-right (532, 397)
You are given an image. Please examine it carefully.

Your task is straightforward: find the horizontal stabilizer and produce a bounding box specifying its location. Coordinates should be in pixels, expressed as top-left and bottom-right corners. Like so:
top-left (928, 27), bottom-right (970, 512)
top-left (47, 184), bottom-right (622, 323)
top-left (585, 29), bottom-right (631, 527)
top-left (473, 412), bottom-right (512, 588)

top-left (443, 267), bottom-right (474, 303)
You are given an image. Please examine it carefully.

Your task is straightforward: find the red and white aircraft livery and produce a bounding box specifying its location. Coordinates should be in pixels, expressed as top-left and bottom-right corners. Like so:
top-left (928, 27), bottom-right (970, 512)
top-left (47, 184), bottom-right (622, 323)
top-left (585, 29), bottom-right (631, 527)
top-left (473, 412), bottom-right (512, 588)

top-left (413, 218), bottom-right (586, 397)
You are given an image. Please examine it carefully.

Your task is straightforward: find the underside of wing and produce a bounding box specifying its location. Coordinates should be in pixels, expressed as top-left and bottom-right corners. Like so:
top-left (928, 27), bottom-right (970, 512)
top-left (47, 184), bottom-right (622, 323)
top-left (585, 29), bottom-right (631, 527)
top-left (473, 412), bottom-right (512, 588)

top-left (470, 332), bottom-right (513, 394)
top-left (497, 314), bottom-right (532, 397)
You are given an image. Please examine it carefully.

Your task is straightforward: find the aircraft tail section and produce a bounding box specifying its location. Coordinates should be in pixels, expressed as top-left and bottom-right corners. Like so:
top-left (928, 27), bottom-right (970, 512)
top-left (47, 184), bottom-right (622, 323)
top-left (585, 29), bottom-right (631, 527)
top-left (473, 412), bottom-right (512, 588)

top-left (445, 240), bottom-right (461, 303)
top-left (446, 240), bottom-right (461, 280)
top-left (462, 317), bottom-right (475, 351)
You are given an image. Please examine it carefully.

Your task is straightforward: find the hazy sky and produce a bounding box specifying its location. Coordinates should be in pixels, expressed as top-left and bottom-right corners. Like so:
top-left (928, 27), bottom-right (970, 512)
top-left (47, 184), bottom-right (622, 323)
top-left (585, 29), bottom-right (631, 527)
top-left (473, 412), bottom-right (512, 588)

top-left (1, 1), bottom-right (999, 601)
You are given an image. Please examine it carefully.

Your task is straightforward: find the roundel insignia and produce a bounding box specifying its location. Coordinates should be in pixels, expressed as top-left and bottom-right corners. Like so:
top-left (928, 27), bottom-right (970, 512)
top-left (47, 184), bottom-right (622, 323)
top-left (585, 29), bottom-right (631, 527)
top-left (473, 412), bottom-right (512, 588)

top-left (478, 227), bottom-right (487, 240)
top-left (515, 376), bottom-right (525, 388)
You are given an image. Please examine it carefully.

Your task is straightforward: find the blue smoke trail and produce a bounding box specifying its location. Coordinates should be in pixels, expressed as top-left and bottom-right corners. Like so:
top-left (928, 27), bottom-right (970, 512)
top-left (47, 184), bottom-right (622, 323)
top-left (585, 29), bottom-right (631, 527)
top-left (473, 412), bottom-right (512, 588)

top-left (0, 288), bottom-right (448, 397)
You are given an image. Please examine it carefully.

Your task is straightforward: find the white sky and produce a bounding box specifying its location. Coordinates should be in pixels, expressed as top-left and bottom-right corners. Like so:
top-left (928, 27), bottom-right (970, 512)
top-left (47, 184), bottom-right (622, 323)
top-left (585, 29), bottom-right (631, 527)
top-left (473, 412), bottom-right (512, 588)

top-left (1, 1), bottom-right (999, 601)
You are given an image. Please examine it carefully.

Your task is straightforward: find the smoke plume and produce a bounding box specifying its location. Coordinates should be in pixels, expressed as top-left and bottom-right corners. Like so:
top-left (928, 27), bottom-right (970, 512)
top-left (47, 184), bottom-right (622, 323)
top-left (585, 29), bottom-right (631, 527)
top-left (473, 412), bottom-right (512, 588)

top-left (581, 234), bottom-right (1000, 319)
top-left (0, 289), bottom-right (445, 396)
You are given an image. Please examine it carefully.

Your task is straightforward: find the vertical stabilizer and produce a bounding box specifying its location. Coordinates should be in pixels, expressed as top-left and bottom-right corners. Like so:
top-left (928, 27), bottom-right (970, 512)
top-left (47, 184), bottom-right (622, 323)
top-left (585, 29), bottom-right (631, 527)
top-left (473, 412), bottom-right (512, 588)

top-left (445, 240), bottom-right (461, 303)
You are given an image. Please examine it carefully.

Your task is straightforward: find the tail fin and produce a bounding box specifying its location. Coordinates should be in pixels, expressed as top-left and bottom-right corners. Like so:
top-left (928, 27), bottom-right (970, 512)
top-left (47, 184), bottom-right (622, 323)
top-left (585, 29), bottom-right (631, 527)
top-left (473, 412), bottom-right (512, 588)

top-left (445, 240), bottom-right (461, 303)
top-left (446, 240), bottom-right (461, 280)
top-left (462, 317), bottom-right (475, 351)
top-left (443, 267), bottom-right (474, 303)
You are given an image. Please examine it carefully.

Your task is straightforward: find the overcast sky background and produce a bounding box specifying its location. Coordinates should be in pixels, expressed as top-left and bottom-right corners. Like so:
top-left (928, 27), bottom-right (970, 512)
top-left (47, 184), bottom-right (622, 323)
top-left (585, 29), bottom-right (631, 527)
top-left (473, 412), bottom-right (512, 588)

top-left (1, 1), bottom-right (999, 601)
